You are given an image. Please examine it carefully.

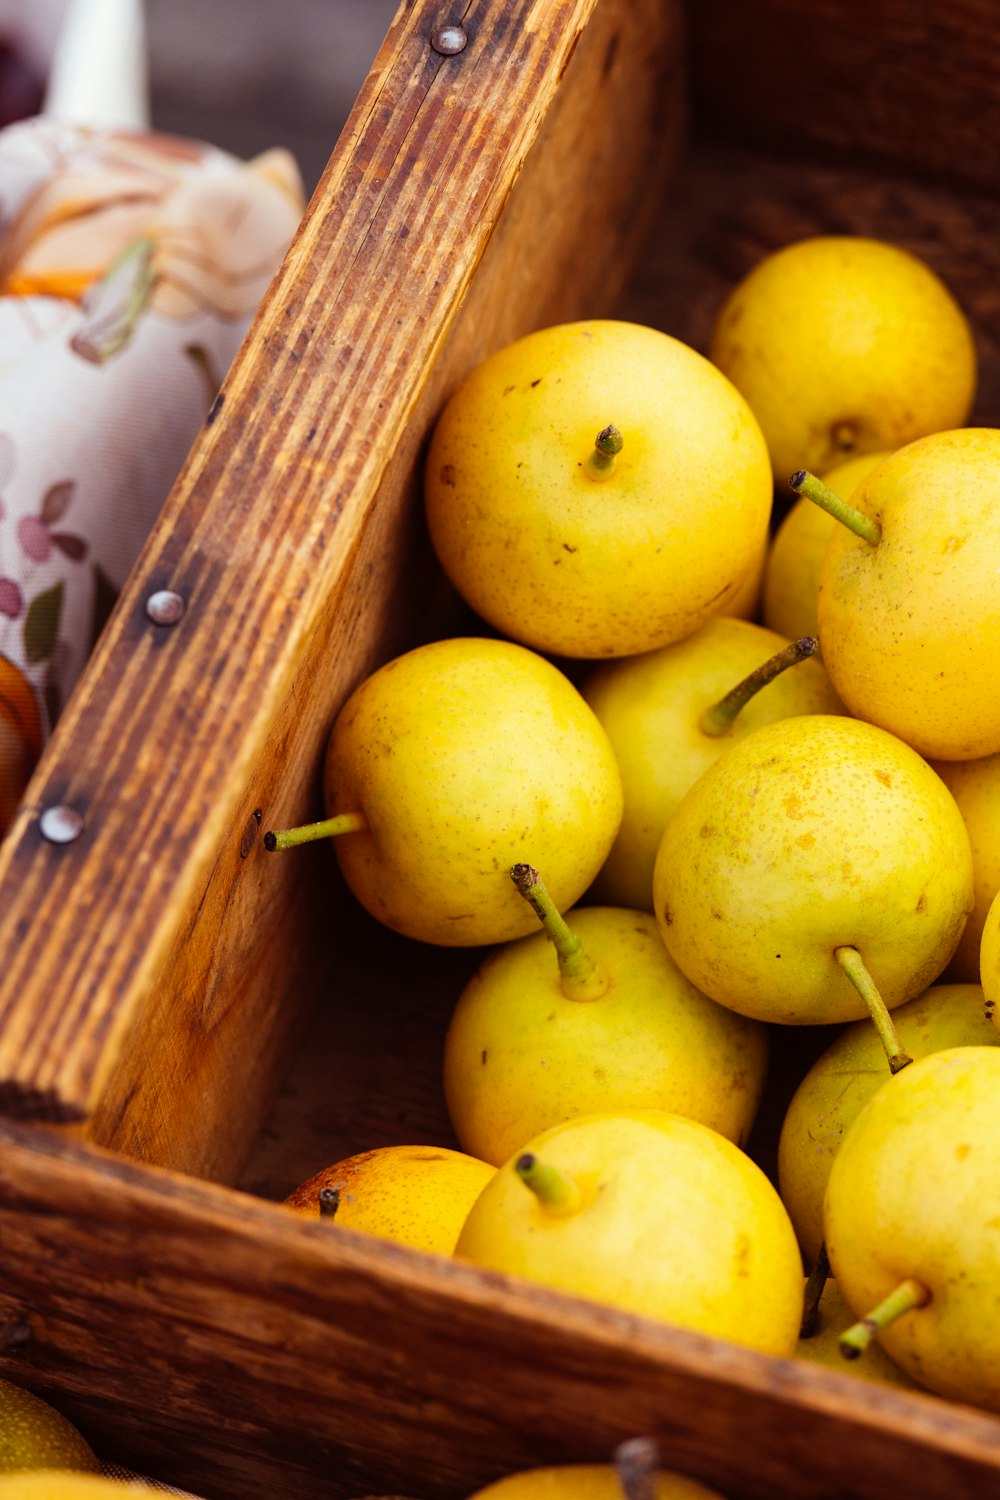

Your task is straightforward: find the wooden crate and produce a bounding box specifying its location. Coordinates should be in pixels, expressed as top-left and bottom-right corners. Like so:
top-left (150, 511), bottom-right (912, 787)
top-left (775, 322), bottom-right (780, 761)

top-left (2, 1), bottom-right (1000, 1495)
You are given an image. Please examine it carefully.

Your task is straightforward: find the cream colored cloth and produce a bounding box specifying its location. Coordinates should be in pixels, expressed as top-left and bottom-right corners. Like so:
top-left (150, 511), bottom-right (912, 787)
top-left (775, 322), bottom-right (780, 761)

top-left (0, 116), bottom-right (304, 831)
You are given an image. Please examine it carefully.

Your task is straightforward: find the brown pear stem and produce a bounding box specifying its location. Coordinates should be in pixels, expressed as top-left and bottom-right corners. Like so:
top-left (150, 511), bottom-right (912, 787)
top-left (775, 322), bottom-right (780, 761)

top-left (585, 423), bottom-right (624, 479)
top-left (515, 1152), bottom-right (582, 1216)
top-left (835, 947), bottom-right (912, 1073)
top-left (799, 1242), bottom-right (831, 1339)
top-left (510, 863), bottom-right (609, 1001)
top-left (839, 1278), bottom-right (930, 1360)
top-left (789, 469), bottom-right (882, 546)
top-left (318, 1186), bottom-right (340, 1220)
top-left (614, 1437), bottom-right (660, 1500)
top-left (700, 637), bottom-right (819, 737)
top-left (264, 811), bottom-right (367, 851)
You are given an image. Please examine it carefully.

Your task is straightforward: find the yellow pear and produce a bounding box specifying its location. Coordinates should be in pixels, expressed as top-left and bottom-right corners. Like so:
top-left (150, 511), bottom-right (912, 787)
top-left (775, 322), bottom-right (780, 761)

top-left (284, 1144), bottom-right (494, 1254)
top-left (265, 637), bottom-right (623, 946)
top-left (709, 236), bottom-right (976, 481)
top-left (809, 429), bottom-right (1000, 760)
top-left (467, 1443), bottom-right (724, 1500)
top-left (777, 982), bottom-right (998, 1263)
top-left (929, 752), bottom-right (1000, 981)
top-left (653, 715), bottom-right (973, 1038)
top-left (581, 616), bottom-right (842, 911)
top-left (424, 320), bottom-right (772, 658)
top-left (444, 872), bottom-right (768, 1166)
top-left (981, 889), bottom-right (1000, 1027)
top-left (0, 1381), bottom-right (99, 1476)
top-left (825, 1047), bottom-right (1000, 1410)
top-left (454, 1111), bottom-right (803, 1357)
top-left (761, 451), bottom-right (890, 641)
top-left (0, 1479), bottom-right (157, 1499)
top-left (794, 1279), bottom-right (916, 1390)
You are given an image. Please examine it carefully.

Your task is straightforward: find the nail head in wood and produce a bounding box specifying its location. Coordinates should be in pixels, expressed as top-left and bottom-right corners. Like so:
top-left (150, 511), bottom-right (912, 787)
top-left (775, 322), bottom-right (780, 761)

top-left (431, 24), bottom-right (468, 55)
top-left (39, 805), bottom-right (85, 844)
top-left (145, 589), bottom-right (186, 626)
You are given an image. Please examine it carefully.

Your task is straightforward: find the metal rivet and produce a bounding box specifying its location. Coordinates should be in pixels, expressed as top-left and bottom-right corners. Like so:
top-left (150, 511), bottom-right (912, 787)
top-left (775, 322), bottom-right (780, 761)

top-left (146, 589), bottom-right (186, 626)
top-left (39, 805), bottom-right (84, 844)
top-left (431, 24), bottom-right (468, 55)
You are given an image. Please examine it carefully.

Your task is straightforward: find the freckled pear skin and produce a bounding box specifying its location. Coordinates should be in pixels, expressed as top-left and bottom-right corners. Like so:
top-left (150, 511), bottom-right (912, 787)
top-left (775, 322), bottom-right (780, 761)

top-left (323, 637), bottom-right (623, 946)
top-left (818, 429), bottom-right (1000, 761)
top-left (653, 715), bottom-right (974, 1025)
top-left (424, 320), bottom-right (773, 659)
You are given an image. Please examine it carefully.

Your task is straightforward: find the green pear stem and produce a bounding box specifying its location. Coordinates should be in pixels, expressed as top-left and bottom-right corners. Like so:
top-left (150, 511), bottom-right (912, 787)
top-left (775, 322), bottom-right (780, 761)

top-left (613, 1437), bottom-right (660, 1500)
top-left (791, 471), bottom-right (881, 549)
top-left (264, 811), bottom-right (367, 851)
top-left (585, 423), bottom-right (624, 479)
top-left (510, 863), bottom-right (609, 1002)
top-left (835, 947), bottom-right (913, 1073)
top-left (515, 1152), bottom-right (582, 1216)
top-left (700, 637), bottom-right (820, 737)
top-left (799, 1241), bottom-right (831, 1340)
top-left (318, 1186), bottom-right (340, 1220)
top-left (839, 1278), bottom-right (930, 1360)
top-left (789, 469), bottom-right (882, 546)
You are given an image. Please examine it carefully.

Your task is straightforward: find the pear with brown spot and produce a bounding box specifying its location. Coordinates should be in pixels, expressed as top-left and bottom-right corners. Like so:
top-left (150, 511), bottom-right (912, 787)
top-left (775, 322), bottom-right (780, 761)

top-left (653, 715), bottom-right (973, 1040)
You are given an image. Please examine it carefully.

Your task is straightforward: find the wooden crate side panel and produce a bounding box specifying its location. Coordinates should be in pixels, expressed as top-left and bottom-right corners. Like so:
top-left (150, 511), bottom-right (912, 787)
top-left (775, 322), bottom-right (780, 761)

top-left (0, 0), bottom-right (681, 1146)
top-left (69, 0), bottom-right (682, 1181)
top-left (1, 1122), bottom-right (1000, 1500)
top-left (690, 0), bottom-right (1000, 193)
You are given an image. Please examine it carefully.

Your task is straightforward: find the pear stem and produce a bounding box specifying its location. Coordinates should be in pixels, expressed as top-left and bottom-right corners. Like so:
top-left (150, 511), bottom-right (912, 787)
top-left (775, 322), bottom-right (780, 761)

top-left (510, 863), bottom-right (609, 1001)
top-left (700, 637), bottom-right (819, 737)
top-left (789, 469), bottom-right (882, 546)
top-left (318, 1186), bottom-right (340, 1220)
top-left (839, 1278), bottom-right (930, 1360)
top-left (585, 424), bottom-right (624, 480)
top-left (613, 1437), bottom-right (660, 1500)
top-left (515, 1152), bottom-right (582, 1216)
top-left (799, 1242), bottom-right (831, 1340)
top-left (264, 811), bottom-right (367, 851)
top-left (835, 947), bottom-right (913, 1073)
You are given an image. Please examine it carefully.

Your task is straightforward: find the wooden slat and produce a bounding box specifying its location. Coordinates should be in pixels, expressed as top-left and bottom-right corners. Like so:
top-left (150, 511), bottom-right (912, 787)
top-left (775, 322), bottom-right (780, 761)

top-left (689, 0), bottom-right (1000, 194)
top-left (2, 1120), bottom-right (1000, 1500)
top-left (0, 0), bottom-right (680, 1156)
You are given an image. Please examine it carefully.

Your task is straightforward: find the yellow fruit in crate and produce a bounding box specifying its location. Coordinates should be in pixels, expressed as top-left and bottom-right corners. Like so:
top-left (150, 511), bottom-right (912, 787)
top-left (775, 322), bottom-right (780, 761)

top-left (581, 616), bottom-right (842, 911)
top-left (455, 1111), bottom-right (803, 1357)
top-left (0, 1479), bottom-right (157, 1498)
top-left (812, 429), bottom-right (1000, 761)
top-left (444, 894), bottom-right (768, 1166)
top-left (709, 236), bottom-right (976, 480)
top-left (777, 982), bottom-right (999, 1263)
top-left (265, 637), bottom-right (623, 946)
top-left (981, 888), bottom-right (1000, 1027)
top-left (761, 451), bottom-right (890, 641)
top-left (0, 1380), bottom-right (99, 1476)
top-left (424, 320), bottom-right (772, 659)
top-left (653, 715), bottom-right (973, 1032)
top-left (825, 1047), bottom-right (1000, 1409)
top-left (467, 1461), bottom-right (724, 1500)
top-left (284, 1144), bottom-right (494, 1254)
top-left (929, 751), bottom-right (1000, 981)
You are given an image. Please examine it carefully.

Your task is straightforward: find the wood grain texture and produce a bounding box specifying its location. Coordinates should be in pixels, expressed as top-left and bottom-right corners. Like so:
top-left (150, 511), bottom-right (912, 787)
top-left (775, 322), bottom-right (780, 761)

top-left (2, 1120), bottom-right (1000, 1500)
top-left (690, 0), bottom-right (1000, 193)
top-left (0, 0), bottom-right (681, 1159)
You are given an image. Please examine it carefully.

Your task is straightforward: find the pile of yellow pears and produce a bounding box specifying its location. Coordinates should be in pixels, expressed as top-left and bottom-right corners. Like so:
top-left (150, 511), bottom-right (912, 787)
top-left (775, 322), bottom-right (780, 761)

top-left (271, 234), bottom-right (1000, 1418)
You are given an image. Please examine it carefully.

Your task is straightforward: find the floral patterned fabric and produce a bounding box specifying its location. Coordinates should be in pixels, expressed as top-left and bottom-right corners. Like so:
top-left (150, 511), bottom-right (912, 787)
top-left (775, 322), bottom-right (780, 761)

top-left (0, 116), bottom-right (304, 833)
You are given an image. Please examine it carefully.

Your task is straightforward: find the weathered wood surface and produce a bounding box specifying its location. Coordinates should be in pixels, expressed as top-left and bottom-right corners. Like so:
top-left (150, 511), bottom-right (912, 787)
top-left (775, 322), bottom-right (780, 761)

top-left (2, 1120), bottom-right (1000, 1500)
top-left (0, 0), bottom-right (680, 1166)
top-left (690, 0), bottom-right (1000, 195)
